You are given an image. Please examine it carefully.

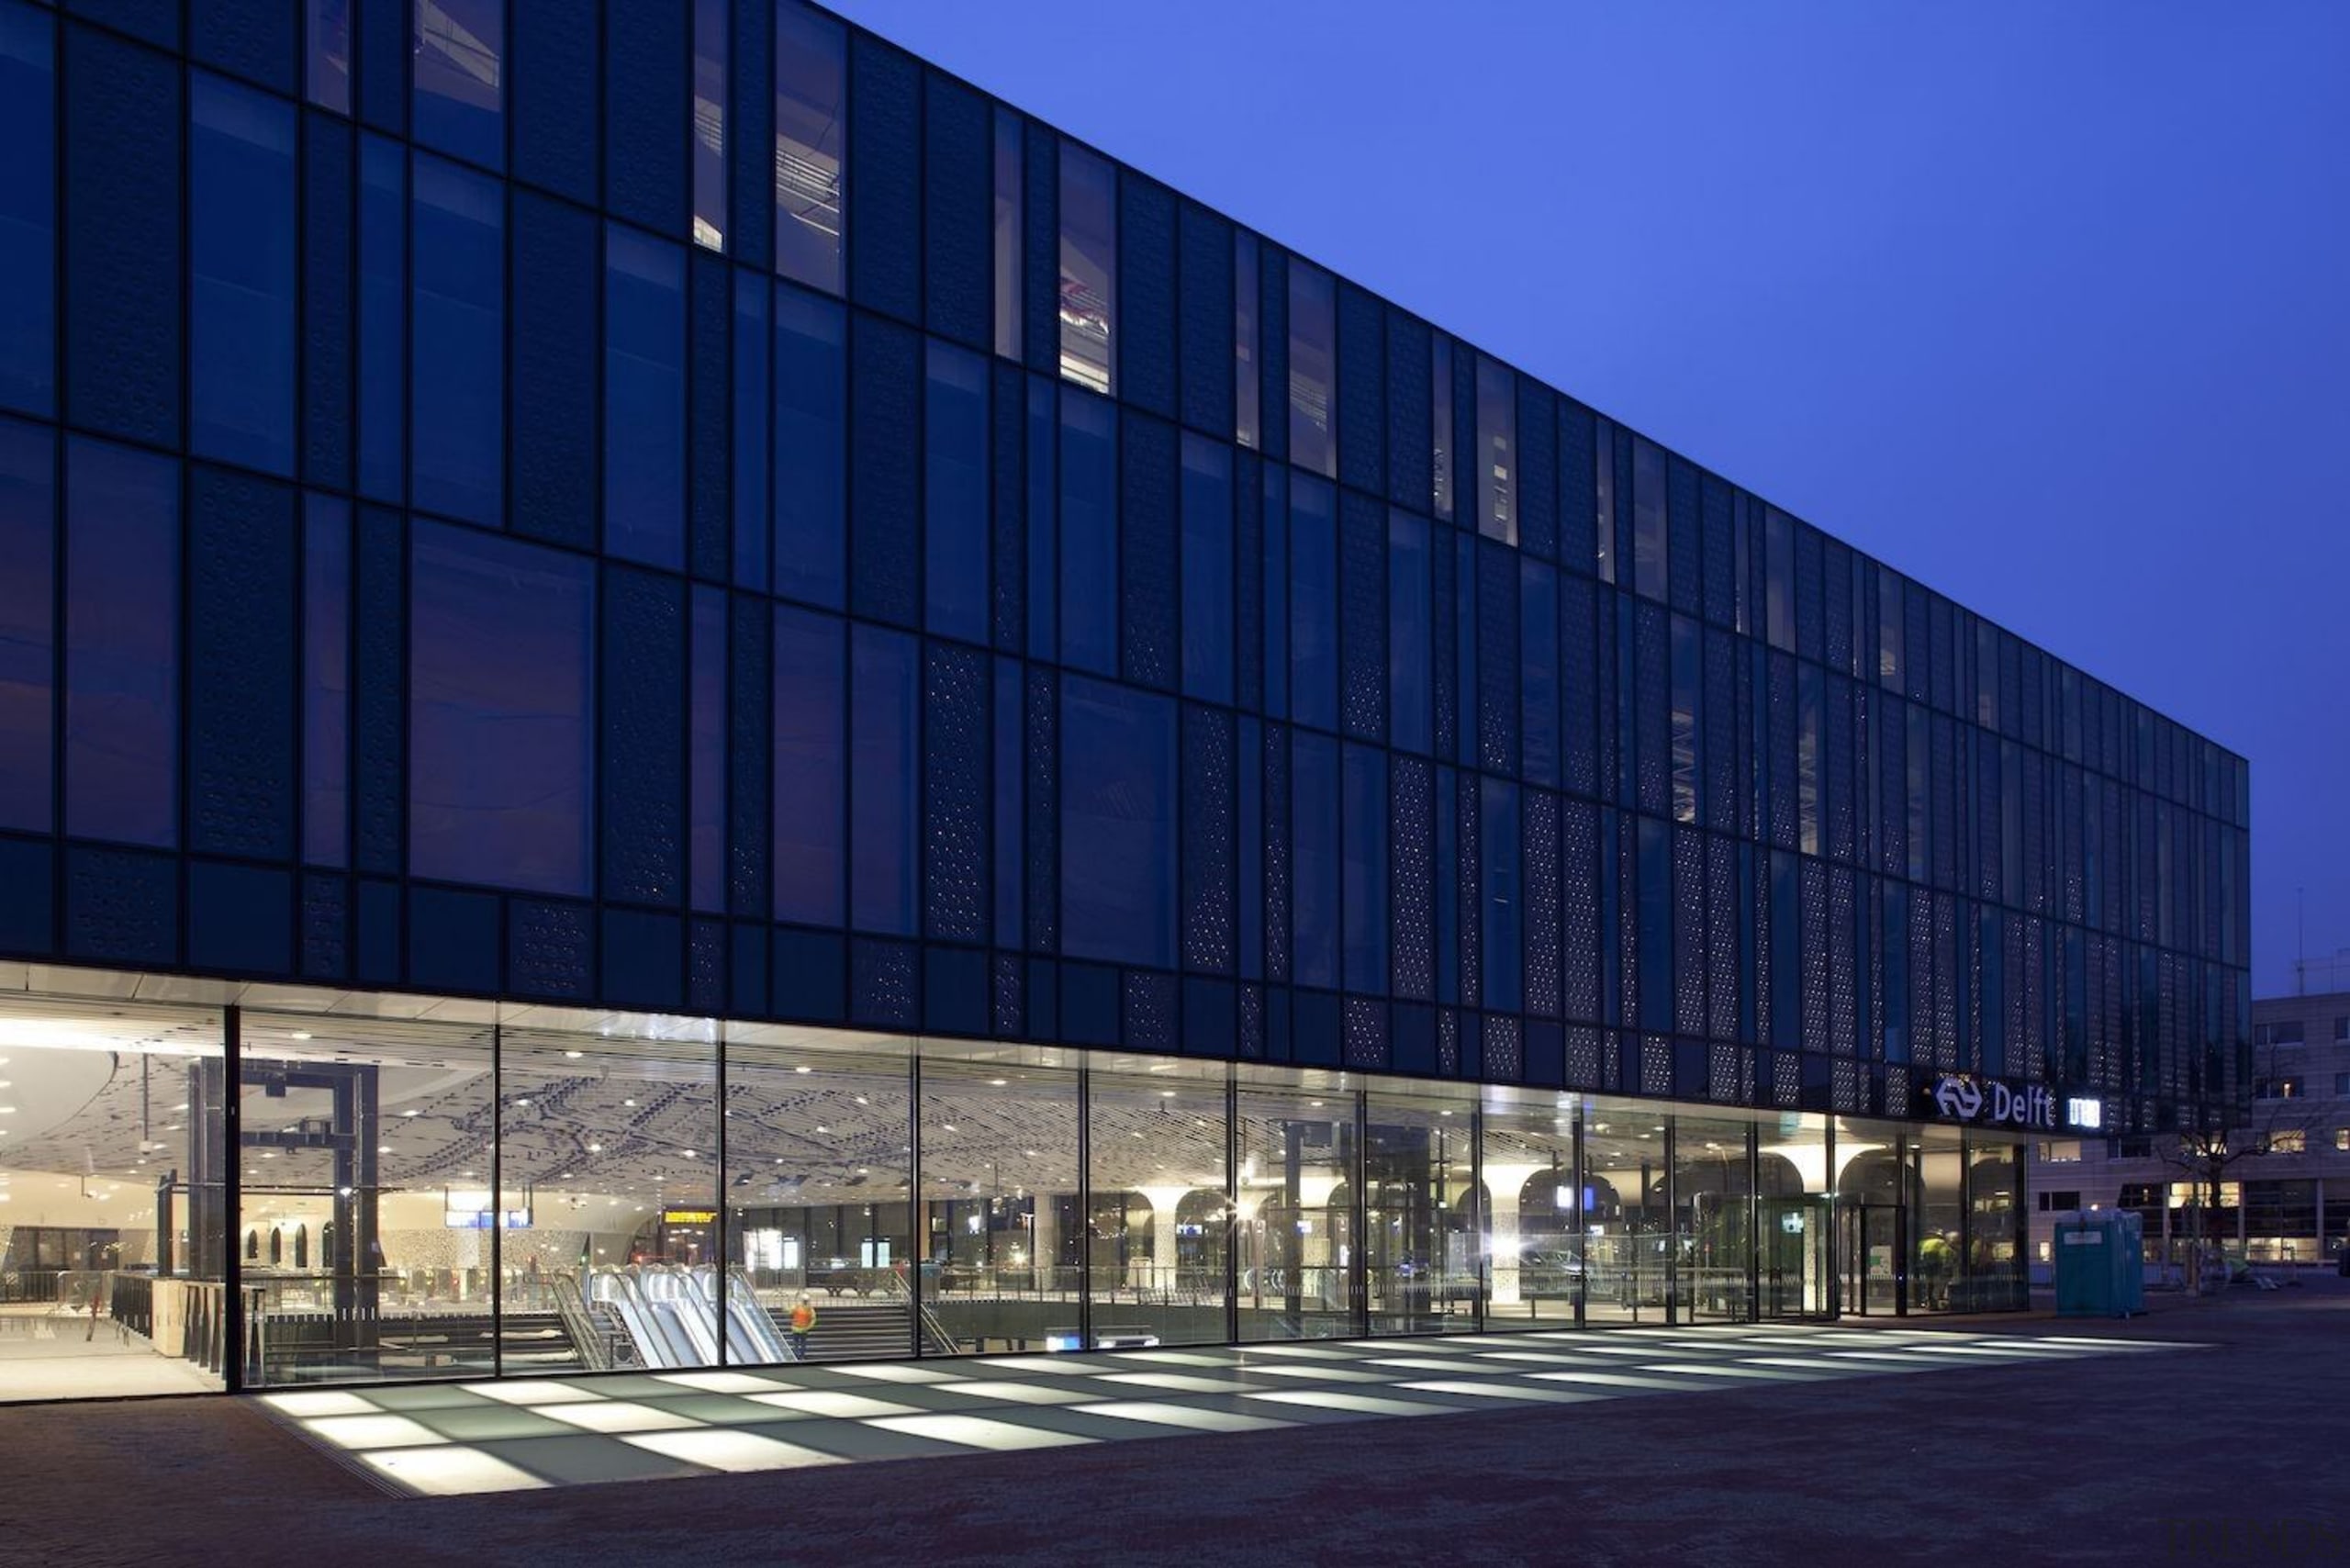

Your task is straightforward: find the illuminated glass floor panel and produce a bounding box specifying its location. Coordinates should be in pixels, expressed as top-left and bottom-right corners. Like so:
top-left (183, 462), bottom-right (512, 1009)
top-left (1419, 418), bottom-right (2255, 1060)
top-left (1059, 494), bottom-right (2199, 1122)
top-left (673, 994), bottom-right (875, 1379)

top-left (258, 1323), bottom-right (2196, 1497)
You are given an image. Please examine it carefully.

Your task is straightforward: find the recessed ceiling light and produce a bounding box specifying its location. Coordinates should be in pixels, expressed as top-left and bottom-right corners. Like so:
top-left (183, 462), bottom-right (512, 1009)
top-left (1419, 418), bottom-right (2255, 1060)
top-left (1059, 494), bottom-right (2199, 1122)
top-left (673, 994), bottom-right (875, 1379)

top-left (794, 1065), bottom-right (811, 1074)
top-left (291, 1031), bottom-right (312, 1041)
top-left (378, 1146), bottom-right (393, 1154)
top-left (564, 1049), bottom-right (583, 1059)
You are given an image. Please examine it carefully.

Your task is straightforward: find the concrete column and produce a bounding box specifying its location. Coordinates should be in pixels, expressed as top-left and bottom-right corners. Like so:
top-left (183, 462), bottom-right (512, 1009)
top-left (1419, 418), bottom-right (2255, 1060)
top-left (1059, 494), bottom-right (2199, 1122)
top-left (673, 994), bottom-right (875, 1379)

top-left (1136, 1186), bottom-right (1192, 1293)
top-left (1483, 1164), bottom-right (1541, 1309)
top-left (1030, 1199), bottom-right (1058, 1292)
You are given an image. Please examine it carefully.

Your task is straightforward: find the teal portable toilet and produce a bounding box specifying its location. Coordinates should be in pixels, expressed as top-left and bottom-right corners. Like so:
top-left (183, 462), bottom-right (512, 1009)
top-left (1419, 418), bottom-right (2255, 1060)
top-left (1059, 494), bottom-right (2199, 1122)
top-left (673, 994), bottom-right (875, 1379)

top-left (2053, 1210), bottom-right (2144, 1317)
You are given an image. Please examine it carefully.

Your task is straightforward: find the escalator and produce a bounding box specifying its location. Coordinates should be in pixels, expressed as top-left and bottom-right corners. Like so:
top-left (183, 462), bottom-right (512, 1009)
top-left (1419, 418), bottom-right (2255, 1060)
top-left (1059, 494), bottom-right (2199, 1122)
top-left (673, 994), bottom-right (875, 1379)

top-left (712, 1266), bottom-right (797, 1364)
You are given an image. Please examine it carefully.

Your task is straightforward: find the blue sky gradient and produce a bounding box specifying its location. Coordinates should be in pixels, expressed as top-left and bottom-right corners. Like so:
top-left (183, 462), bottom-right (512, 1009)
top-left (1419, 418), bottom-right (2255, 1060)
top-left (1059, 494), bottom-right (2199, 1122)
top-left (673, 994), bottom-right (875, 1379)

top-left (834, 0), bottom-right (2350, 993)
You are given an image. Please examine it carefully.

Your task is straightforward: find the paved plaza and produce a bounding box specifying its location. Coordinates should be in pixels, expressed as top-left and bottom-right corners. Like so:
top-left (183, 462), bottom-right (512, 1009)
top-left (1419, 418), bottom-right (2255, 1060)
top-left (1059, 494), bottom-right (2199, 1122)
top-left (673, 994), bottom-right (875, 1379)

top-left (2, 1288), bottom-right (2344, 1566)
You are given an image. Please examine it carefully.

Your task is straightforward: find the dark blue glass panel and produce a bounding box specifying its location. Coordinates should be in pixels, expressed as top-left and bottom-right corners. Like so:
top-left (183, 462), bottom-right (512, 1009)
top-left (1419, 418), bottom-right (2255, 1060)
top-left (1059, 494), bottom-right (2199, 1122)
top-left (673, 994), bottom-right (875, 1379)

top-left (1453, 532), bottom-right (1478, 766)
top-left (990, 361), bottom-right (1024, 650)
top-left (412, 0), bottom-right (503, 170)
top-left (0, 418), bottom-right (53, 832)
top-left (603, 0), bottom-right (686, 233)
top-left (301, 113), bottom-right (352, 489)
top-left (1288, 474), bottom-right (1337, 733)
top-left (194, 0), bottom-right (296, 94)
top-left (1883, 879), bottom-right (1908, 1062)
top-left (730, 595), bottom-right (770, 915)
top-left (689, 586), bottom-right (725, 911)
top-left (1387, 509), bottom-right (1430, 756)
top-left (1483, 776), bottom-right (1522, 1013)
top-left (922, 71), bottom-right (990, 349)
top-left (189, 74), bottom-right (297, 475)
top-left (409, 521), bottom-right (593, 893)
top-left (993, 655), bottom-right (1024, 947)
top-left (1060, 677), bottom-right (1176, 969)
top-left (356, 134), bottom-right (405, 502)
top-left (0, 5), bottom-right (54, 416)
top-left (510, 0), bottom-right (596, 205)
top-left (846, 31), bottom-right (917, 320)
top-left (1522, 558), bottom-right (1559, 789)
top-left (690, 259), bottom-right (733, 575)
top-left (353, 507), bottom-right (403, 873)
top-left (1342, 743), bottom-right (1388, 995)
top-left (1120, 411), bottom-right (1177, 690)
top-left (924, 340), bottom-right (990, 643)
top-left (1638, 816), bottom-right (1673, 1034)
top-left (770, 604), bottom-right (843, 924)
top-left (1176, 199), bottom-right (1233, 441)
top-left (731, 271), bottom-right (769, 588)
top-left (62, 26), bottom-right (179, 448)
top-left (1338, 490), bottom-right (1384, 742)
top-left (1058, 388), bottom-right (1118, 676)
top-left (64, 440), bottom-right (176, 848)
top-left (1291, 730), bottom-right (1338, 989)
top-left (1024, 375), bottom-right (1056, 656)
top-left (1181, 702), bottom-right (1235, 973)
top-left (1770, 847), bottom-right (1799, 1048)
top-left (409, 156), bottom-right (502, 524)
top-left (727, 0), bottom-right (770, 268)
top-left (1116, 170), bottom-right (1175, 418)
top-left (1179, 432), bottom-right (1233, 702)
top-left (603, 224), bottom-right (686, 569)
top-left (850, 316), bottom-right (919, 626)
top-left (1478, 539), bottom-right (1520, 774)
top-left (302, 496), bottom-right (351, 866)
top-left (921, 642), bottom-right (987, 942)
top-left (599, 565), bottom-right (684, 904)
top-left (772, 284), bottom-right (845, 608)
top-left (1260, 465), bottom-right (1287, 718)
top-left (509, 190), bottom-right (595, 549)
top-left (1237, 715), bottom-right (1261, 980)
top-left (850, 624), bottom-right (917, 934)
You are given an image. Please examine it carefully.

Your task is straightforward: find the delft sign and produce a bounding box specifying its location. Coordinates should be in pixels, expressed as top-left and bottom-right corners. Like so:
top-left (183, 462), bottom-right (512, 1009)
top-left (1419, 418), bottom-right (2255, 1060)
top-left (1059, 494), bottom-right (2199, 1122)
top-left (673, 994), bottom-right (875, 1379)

top-left (1922, 1074), bottom-right (2060, 1130)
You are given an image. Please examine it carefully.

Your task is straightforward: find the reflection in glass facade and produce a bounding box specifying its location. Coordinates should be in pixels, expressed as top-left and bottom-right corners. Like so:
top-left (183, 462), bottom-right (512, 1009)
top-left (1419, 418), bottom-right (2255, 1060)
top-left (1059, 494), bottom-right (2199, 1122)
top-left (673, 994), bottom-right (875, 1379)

top-left (0, 0), bottom-right (2243, 1400)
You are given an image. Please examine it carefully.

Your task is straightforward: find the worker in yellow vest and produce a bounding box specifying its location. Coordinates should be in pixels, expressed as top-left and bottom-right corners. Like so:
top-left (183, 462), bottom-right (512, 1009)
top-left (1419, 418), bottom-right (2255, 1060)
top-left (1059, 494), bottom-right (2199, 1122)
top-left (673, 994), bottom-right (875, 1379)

top-left (788, 1294), bottom-right (816, 1361)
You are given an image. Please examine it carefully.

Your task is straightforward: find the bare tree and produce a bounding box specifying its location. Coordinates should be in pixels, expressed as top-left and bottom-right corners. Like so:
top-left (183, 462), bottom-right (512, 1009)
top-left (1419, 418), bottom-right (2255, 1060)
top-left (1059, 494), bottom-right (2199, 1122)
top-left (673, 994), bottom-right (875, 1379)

top-left (2157, 1043), bottom-right (2326, 1293)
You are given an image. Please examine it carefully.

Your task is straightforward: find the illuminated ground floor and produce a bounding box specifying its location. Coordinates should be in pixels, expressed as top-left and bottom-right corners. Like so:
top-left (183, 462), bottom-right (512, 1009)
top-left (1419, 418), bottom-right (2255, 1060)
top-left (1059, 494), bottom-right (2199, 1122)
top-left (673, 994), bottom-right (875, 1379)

top-left (0, 962), bottom-right (2028, 1405)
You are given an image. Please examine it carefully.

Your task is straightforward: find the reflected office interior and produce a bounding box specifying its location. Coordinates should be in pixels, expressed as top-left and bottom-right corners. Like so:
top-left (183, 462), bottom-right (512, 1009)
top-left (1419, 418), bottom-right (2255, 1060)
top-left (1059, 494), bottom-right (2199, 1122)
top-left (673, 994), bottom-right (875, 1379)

top-left (0, 964), bottom-right (2026, 1402)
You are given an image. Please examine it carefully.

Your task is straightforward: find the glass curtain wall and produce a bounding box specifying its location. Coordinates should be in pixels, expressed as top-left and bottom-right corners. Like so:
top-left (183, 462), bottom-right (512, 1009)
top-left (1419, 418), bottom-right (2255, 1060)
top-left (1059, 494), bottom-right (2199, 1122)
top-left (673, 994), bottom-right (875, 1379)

top-left (1756, 1113), bottom-right (1833, 1319)
top-left (6, 970), bottom-right (1997, 1405)
top-left (1963, 1135), bottom-right (2025, 1312)
top-left (918, 1053), bottom-right (1080, 1355)
top-left (1084, 1060), bottom-right (1228, 1347)
top-left (498, 1018), bottom-right (718, 1374)
top-left (1236, 1080), bottom-right (1356, 1340)
top-left (1582, 1113), bottom-right (1670, 1324)
top-left (1478, 1091), bottom-right (1581, 1328)
top-left (239, 1010), bottom-right (495, 1388)
top-left (1910, 1122), bottom-right (1966, 1313)
top-left (1363, 1087), bottom-right (1477, 1335)
top-left (0, 995), bottom-right (229, 1401)
top-left (1673, 1115), bottom-right (1755, 1323)
top-left (722, 1025), bottom-right (912, 1363)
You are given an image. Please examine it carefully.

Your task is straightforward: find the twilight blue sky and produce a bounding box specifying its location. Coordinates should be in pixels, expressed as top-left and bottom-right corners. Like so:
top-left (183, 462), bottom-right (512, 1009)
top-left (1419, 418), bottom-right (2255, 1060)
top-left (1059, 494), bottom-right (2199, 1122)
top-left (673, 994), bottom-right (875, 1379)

top-left (834, 0), bottom-right (2350, 996)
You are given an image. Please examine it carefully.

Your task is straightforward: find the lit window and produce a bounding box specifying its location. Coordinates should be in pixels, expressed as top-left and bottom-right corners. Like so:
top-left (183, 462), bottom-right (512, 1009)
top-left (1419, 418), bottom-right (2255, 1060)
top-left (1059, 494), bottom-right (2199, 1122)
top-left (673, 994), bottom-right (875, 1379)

top-left (773, 0), bottom-right (845, 293)
top-left (691, 0), bottom-right (726, 250)
top-left (1058, 144), bottom-right (1116, 394)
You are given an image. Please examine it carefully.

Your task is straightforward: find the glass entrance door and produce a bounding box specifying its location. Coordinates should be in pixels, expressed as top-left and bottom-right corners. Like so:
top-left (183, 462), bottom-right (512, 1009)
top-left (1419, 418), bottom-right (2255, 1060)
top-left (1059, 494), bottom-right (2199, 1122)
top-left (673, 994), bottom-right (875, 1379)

top-left (1758, 1196), bottom-right (1830, 1318)
top-left (1840, 1202), bottom-right (1905, 1316)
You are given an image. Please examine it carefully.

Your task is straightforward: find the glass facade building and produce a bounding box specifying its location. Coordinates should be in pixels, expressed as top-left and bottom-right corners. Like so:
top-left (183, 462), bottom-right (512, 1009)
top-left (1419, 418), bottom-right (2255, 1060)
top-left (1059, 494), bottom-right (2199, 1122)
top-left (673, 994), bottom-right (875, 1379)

top-left (0, 0), bottom-right (2246, 1401)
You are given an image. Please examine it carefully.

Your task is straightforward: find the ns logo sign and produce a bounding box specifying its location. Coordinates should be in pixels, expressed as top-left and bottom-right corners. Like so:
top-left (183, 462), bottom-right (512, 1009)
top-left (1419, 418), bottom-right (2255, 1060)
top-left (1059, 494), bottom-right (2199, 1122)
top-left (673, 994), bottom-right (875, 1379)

top-left (1927, 1074), bottom-right (2056, 1130)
